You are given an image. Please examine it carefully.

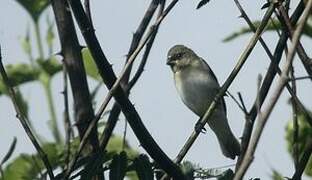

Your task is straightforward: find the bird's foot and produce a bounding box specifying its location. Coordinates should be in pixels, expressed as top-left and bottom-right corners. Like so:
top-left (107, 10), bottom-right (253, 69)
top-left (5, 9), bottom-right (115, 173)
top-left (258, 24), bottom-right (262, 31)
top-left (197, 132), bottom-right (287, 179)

top-left (195, 121), bottom-right (206, 133)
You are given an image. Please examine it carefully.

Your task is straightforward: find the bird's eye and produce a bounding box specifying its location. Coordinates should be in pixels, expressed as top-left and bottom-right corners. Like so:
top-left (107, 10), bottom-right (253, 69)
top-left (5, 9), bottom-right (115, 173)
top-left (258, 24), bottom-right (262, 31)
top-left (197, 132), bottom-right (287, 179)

top-left (175, 53), bottom-right (183, 59)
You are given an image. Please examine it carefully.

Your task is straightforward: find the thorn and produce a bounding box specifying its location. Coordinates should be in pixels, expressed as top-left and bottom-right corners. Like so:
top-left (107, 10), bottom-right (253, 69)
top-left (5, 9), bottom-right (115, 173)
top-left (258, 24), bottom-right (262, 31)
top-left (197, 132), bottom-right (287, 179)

top-left (261, 2), bottom-right (270, 10)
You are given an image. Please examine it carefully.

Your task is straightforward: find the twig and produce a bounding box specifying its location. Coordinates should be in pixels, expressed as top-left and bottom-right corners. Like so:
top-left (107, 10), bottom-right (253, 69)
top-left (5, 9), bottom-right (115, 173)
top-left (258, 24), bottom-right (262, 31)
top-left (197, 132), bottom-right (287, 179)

top-left (102, 0), bottom-right (166, 154)
top-left (0, 137), bottom-right (17, 178)
top-left (256, 74), bottom-right (263, 118)
top-left (62, 61), bottom-right (72, 169)
top-left (87, 1), bottom-right (167, 176)
top-left (68, 0), bottom-right (160, 173)
top-left (234, 1), bottom-right (312, 178)
top-left (238, 92), bottom-right (248, 115)
top-left (66, 0), bottom-right (186, 179)
top-left (174, 2), bottom-right (275, 164)
top-left (227, 91), bottom-right (248, 115)
top-left (128, 0), bottom-right (166, 89)
top-left (50, 0), bottom-right (102, 179)
top-left (0, 46), bottom-right (55, 179)
top-left (289, 75), bottom-right (312, 81)
top-left (290, 66), bottom-right (299, 169)
top-left (84, 0), bottom-right (93, 29)
top-left (232, 0), bottom-right (308, 170)
top-left (99, 0), bottom-right (162, 150)
top-left (292, 138), bottom-right (312, 180)
top-left (277, 3), bottom-right (312, 81)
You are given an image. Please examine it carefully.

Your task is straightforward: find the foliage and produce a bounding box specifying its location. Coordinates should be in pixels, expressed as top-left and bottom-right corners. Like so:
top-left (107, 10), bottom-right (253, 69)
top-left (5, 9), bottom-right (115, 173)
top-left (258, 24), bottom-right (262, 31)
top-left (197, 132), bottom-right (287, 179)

top-left (285, 111), bottom-right (312, 176)
top-left (2, 136), bottom-right (139, 179)
top-left (1, 1), bottom-right (139, 179)
top-left (15, 0), bottom-right (50, 22)
top-left (223, 17), bottom-right (312, 42)
top-left (271, 169), bottom-right (285, 180)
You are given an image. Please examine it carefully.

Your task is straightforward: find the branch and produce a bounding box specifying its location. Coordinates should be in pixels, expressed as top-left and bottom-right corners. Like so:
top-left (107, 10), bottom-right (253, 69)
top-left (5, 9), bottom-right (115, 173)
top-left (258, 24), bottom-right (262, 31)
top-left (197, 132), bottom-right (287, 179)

top-left (66, 0), bottom-right (186, 179)
top-left (50, 0), bottom-right (102, 179)
top-left (234, 1), bottom-right (312, 178)
top-left (234, 0), bottom-right (306, 170)
top-left (100, 0), bottom-right (161, 152)
top-left (61, 62), bottom-right (72, 169)
top-left (174, 1), bottom-right (276, 164)
top-left (290, 66), bottom-right (299, 169)
top-left (100, 0), bottom-right (165, 152)
top-left (0, 46), bottom-right (54, 179)
top-left (277, 4), bottom-right (312, 80)
top-left (84, 0), bottom-right (93, 29)
top-left (292, 138), bottom-right (312, 180)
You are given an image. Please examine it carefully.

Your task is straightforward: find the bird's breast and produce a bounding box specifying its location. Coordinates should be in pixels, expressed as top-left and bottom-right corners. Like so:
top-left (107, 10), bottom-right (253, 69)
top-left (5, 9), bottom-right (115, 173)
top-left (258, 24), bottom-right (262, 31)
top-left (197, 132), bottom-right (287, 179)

top-left (174, 69), bottom-right (219, 116)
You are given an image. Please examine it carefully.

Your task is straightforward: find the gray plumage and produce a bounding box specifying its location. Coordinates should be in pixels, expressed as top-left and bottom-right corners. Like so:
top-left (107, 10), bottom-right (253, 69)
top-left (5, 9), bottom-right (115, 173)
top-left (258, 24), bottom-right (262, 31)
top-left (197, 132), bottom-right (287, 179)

top-left (167, 45), bottom-right (240, 159)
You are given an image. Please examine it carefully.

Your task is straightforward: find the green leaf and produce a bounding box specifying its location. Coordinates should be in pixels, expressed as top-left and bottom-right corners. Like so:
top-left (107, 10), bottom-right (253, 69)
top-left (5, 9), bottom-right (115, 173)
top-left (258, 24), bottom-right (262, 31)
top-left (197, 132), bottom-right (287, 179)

top-left (271, 169), bottom-right (285, 180)
top-left (82, 48), bottom-right (101, 80)
top-left (2, 142), bottom-right (62, 179)
top-left (0, 137), bottom-right (17, 165)
top-left (133, 154), bottom-right (153, 180)
top-left (36, 57), bottom-right (62, 77)
top-left (19, 25), bottom-right (33, 62)
top-left (0, 63), bottom-right (40, 95)
top-left (109, 151), bottom-right (128, 180)
top-left (106, 135), bottom-right (139, 159)
top-left (180, 161), bottom-right (195, 180)
top-left (15, 0), bottom-right (50, 22)
top-left (14, 89), bottom-right (29, 119)
top-left (46, 15), bottom-right (55, 55)
top-left (285, 110), bottom-right (312, 176)
top-left (193, 162), bottom-right (234, 179)
top-left (223, 18), bottom-right (312, 42)
top-left (217, 169), bottom-right (234, 180)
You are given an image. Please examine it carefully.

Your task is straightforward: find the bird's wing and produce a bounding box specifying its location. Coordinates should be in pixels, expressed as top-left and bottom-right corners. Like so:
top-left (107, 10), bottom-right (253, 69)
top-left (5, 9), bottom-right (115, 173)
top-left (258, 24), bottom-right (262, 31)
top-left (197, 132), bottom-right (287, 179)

top-left (200, 57), bottom-right (227, 114)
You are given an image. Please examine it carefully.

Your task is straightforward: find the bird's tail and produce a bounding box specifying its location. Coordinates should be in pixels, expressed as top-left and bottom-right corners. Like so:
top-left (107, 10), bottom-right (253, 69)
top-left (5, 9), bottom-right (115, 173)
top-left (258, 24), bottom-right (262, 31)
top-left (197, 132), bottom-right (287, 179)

top-left (208, 110), bottom-right (241, 159)
top-left (216, 130), bottom-right (241, 159)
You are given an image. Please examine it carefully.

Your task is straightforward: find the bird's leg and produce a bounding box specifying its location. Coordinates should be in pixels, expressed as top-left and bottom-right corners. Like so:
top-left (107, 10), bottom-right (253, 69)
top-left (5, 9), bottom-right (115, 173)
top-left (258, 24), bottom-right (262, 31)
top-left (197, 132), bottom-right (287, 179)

top-left (195, 118), bottom-right (206, 133)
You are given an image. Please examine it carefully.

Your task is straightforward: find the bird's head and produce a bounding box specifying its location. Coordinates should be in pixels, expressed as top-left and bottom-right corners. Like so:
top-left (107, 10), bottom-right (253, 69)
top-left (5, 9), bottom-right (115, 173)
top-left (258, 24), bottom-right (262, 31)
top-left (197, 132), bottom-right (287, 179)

top-left (167, 45), bottom-right (198, 72)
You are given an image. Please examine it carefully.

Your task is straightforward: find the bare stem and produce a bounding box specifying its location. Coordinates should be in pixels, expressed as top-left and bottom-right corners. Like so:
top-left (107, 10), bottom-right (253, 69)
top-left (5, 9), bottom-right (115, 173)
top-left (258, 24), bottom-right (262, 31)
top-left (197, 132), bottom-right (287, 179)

top-left (0, 46), bottom-right (54, 179)
top-left (234, 1), bottom-right (312, 178)
top-left (65, 0), bottom-right (186, 179)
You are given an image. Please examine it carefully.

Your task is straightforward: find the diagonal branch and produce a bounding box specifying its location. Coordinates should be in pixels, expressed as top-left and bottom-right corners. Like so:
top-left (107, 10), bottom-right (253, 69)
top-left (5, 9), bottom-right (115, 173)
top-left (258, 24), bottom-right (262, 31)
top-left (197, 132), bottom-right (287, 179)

top-left (99, 0), bottom-right (161, 153)
top-left (65, 0), bottom-right (186, 179)
top-left (50, 0), bottom-right (102, 179)
top-left (292, 138), bottom-right (312, 180)
top-left (235, 0), bottom-right (306, 170)
top-left (0, 46), bottom-right (55, 179)
top-left (277, 4), bottom-right (312, 80)
top-left (174, 1), bottom-right (276, 164)
top-left (233, 0), bottom-right (312, 170)
top-left (100, 0), bottom-right (165, 153)
top-left (234, 1), bottom-right (312, 178)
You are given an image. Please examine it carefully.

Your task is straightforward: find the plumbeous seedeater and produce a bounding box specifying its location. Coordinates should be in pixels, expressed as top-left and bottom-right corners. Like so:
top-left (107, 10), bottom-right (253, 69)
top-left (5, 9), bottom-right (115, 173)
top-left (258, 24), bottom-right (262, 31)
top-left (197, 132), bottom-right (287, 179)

top-left (167, 45), bottom-right (240, 159)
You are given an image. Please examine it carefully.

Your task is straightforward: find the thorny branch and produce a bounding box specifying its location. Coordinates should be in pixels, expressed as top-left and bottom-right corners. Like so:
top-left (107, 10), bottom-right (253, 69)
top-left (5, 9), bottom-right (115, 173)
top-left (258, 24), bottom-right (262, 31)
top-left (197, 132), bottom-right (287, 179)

top-left (65, 0), bottom-right (186, 179)
top-left (0, 47), bottom-right (55, 179)
top-left (234, 0), bottom-right (306, 170)
top-left (234, 1), bottom-right (312, 178)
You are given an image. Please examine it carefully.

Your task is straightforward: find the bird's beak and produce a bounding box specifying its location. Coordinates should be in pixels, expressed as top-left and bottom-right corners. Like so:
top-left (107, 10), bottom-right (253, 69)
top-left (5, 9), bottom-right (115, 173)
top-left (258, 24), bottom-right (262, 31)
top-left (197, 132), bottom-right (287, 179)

top-left (166, 56), bottom-right (175, 66)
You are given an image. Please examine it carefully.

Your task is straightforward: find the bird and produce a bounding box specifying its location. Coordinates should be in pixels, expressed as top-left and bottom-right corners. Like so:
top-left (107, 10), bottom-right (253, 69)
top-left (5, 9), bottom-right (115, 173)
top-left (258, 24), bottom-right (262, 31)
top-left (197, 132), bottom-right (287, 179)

top-left (166, 44), bottom-right (240, 159)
